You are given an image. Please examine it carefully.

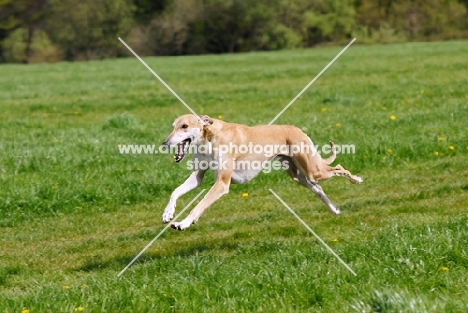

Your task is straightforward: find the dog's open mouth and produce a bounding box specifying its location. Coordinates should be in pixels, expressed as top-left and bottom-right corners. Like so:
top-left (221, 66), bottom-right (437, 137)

top-left (174, 138), bottom-right (191, 163)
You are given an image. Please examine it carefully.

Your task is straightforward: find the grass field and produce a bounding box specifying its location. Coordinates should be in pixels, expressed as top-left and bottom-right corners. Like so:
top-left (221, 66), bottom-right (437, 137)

top-left (1, 40), bottom-right (468, 312)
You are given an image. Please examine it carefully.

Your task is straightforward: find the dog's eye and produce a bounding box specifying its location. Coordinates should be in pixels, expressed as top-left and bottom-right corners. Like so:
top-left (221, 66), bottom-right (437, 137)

top-left (181, 124), bottom-right (188, 129)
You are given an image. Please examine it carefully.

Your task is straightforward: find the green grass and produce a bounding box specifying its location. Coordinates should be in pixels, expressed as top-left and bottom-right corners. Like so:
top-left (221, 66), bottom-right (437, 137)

top-left (1, 40), bottom-right (468, 312)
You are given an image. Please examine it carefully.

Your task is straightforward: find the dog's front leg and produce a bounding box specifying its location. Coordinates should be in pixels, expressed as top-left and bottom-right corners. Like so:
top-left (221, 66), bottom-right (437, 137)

top-left (162, 170), bottom-right (206, 223)
top-left (171, 168), bottom-right (232, 231)
top-left (171, 181), bottom-right (229, 230)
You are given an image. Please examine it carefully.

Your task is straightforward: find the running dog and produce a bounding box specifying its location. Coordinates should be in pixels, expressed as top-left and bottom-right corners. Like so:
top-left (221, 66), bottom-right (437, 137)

top-left (161, 114), bottom-right (363, 230)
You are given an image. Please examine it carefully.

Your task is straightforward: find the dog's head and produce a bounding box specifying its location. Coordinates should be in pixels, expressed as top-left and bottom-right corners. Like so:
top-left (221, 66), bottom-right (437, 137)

top-left (162, 114), bottom-right (213, 163)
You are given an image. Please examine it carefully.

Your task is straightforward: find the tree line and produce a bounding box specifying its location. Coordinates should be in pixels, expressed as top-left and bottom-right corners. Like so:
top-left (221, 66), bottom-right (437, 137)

top-left (0, 0), bottom-right (467, 63)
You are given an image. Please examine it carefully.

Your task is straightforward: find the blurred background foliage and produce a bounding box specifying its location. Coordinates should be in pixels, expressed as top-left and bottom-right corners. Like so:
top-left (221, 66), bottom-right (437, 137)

top-left (0, 0), bottom-right (467, 63)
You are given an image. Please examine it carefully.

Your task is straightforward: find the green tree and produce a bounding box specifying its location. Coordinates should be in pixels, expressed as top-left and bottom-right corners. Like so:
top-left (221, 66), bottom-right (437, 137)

top-left (356, 0), bottom-right (468, 42)
top-left (2, 27), bottom-right (61, 63)
top-left (45, 0), bottom-right (134, 60)
top-left (147, 0), bottom-right (203, 55)
top-left (0, 0), bottom-right (48, 62)
top-left (303, 0), bottom-right (355, 45)
top-left (132, 0), bottom-right (171, 22)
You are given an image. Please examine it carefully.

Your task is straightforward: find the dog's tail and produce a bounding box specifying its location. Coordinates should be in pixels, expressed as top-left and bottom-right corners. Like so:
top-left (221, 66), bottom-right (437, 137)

top-left (323, 141), bottom-right (336, 164)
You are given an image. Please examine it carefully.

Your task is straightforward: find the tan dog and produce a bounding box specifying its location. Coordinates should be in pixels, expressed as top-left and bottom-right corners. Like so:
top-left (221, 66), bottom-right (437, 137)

top-left (162, 114), bottom-right (363, 230)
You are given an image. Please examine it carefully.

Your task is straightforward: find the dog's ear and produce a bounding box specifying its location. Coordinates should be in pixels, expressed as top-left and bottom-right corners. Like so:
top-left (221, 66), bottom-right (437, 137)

top-left (199, 115), bottom-right (213, 126)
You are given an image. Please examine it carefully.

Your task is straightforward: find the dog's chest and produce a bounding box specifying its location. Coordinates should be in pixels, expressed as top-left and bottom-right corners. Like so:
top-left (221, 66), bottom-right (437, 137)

top-left (230, 168), bottom-right (262, 184)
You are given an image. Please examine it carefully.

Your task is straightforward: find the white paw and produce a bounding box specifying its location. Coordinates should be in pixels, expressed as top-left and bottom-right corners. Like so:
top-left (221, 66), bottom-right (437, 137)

top-left (354, 176), bottom-right (364, 184)
top-left (162, 206), bottom-right (175, 223)
top-left (328, 205), bottom-right (341, 215)
top-left (171, 220), bottom-right (191, 231)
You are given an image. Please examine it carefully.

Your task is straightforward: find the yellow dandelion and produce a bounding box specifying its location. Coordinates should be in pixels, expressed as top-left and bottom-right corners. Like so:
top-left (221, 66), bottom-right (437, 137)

top-left (435, 151), bottom-right (439, 156)
top-left (64, 285), bottom-right (71, 290)
top-left (387, 149), bottom-right (392, 153)
top-left (242, 193), bottom-right (248, 197)
top-left (321, 107), bottom-right (327, 112)
top-left (54, 139), bottom-right (59, 143)
top-left (440, 266), bottom-right (449, 271)
top-left (336, 123), bottom-right (341, 127)
top-left (81, 284), bottom-right (88, 288)
top-left (449, 146), bottom-right (454, 150)
top-left (74, 306), bottom-right (84, 312)
top-left (332, 238), bottom-right (339, 242)
top-left (390, 115), bottom-right (396, 121)
top-left (21, 310), bottom-right (30, 313)
top-left (218, 115), bottom-right (223, 119)
top-left (438, 137), bottom-right (445, 141)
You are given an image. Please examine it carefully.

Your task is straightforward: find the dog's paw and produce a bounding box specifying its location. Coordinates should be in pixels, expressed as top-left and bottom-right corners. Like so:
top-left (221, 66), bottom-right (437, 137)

top-left (162, 210), bottom-right (174, 223)
top-left (171, 221), bottom-right (190, 231)
top-left (329, 206), bottom-right (341, 215)
top-left (352, 176), bottom-right (364, 184)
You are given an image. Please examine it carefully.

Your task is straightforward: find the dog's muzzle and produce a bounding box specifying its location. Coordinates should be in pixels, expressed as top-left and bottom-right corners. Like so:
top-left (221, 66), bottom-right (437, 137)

top-left (175, 138), bottom-right (191, 163)
top-left (162, 139), bottom-right (192, 163)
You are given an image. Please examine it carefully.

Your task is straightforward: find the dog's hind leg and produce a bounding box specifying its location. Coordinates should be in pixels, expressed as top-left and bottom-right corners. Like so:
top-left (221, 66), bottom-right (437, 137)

top-left (330, 164), bottom-right (363, 184)
top-left (287, 141), bottom-right (363, 184)
top-left (305, 181), bottom-right (341, 215)
top-left (281, 156), bottom-right (341, 215)
top-left (162, 169), bottom-right (206, 223)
